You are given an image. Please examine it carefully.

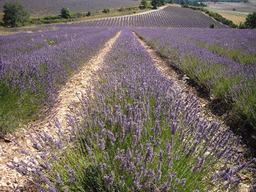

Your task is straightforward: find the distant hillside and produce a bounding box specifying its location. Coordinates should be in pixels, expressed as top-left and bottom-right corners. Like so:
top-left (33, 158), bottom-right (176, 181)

top-left (77, 6), bottom-right (228, 28)
top-left (0, 0), bottom-right (140, 16)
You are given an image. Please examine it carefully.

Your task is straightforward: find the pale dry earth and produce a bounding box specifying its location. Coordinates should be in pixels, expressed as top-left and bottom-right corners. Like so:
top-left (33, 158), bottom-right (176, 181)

top-left (0, 30), bottom-right (121, 191)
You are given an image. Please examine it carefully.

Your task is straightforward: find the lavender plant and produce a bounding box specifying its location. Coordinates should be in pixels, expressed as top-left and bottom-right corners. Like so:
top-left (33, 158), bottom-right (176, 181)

top-left (133, 28), bottom-right (256, 130)
top-left (0, 27), bottom-right (119, 135)
top-left (9, 29), bottom-right (255, 191)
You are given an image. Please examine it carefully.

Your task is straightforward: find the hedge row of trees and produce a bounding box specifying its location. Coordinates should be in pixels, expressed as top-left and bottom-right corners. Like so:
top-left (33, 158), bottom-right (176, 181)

top-left (140, 0), bottom-right (165, 9)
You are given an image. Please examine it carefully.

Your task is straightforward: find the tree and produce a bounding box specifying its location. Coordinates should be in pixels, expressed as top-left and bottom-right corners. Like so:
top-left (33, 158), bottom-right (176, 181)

top-left (103, 8), bottom-right (110, 13)
top-left (61, 7), bottom-right (72, 18)
top-left (86, 11), bottom-right (92, 16)
top-left (160, 0), bottom-right (165, 5)
top-left (141, 0), bottom-right (150, 9)
top-left (3, 3), bottom-right (30, 27)
top-left (245, 11), bottom-right (256, 29)
top-left (151, 0), bottom-right (165, 9)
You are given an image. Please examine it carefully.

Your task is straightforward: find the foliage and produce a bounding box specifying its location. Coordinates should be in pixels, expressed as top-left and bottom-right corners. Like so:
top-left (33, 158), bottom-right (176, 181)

top-left (43, 15), bottom-right (62, 20)
top-left (86, 11), bottom-right (92, 16)
top-left (245, 11), bottom-right (256, 29)
top-left (2, 3), bottom-right (30, 27)
top-left (238, 22), bottom-right (247, 29)
top-left (140, 0), bottom-right (150, 9)
top-left (209, 23), bottom-right (215, 28)
top-left (61, 7), bottom-right (72, 18)
top-left (74, 12), bottom-right (83, 18)
top-left (103, 8), bottom-right (110, 13)
top-left (178, 0), bottom-right (207, 7)
top-left (151, 0), bottom-right (165, 9)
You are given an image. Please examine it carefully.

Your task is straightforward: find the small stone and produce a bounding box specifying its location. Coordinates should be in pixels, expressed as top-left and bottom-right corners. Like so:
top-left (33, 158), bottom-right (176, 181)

top-left (13, 157), bottom-right (18, 162)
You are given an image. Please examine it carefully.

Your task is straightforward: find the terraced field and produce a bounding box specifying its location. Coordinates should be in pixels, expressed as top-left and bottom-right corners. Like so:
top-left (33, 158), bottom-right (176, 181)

top-left (0, 4), bottom-right (256, 192)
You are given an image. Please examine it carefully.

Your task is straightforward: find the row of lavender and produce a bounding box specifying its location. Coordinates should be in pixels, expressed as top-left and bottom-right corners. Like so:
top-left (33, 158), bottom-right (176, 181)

top-left (10, 29), bottom-right (255, 191)
top-left (79, 6), bottom-right (227, 28)
top-left (133, 28), bottom-right (256, 130)
top-left (0, 27), bottom-right (119, 135)
top-left (170, 28), bottom-right (256, 65)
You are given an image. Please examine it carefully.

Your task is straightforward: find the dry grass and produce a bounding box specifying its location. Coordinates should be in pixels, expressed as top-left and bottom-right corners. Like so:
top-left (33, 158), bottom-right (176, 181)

top-left (169, 3), bottom-right (182, 7)
top-left (219, 13), bottom-right (246, 25)
top-left (0, 12), bottom-right (3, 22)
top-left (71, 6), bottom-right (152, 21)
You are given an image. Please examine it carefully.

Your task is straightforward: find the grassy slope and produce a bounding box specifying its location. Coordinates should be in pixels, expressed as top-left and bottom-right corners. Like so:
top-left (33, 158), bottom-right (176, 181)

top-left (217, 13), bottom-right (245, 25)
top-left (0, 12), bottom-right (3, 22)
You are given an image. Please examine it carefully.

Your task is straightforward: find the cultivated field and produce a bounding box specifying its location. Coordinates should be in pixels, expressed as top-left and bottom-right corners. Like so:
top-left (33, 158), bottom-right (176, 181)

top-left (204, 2), bottom-right (256, 24)
top-left (0, 0), bottom-right (140, 17)
top-left (0, 4), bottom-right (256, 192)
top-left (76, 6), bottom-right (228, 28)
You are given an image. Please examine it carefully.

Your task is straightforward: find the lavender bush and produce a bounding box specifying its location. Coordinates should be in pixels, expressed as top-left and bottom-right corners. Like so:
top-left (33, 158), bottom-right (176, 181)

top-left (0, 27), bottom-right (119, 135)
top-left (133, 28), bottom-right (256, 130)
top-left (9, 29), bottom-right (255, 191)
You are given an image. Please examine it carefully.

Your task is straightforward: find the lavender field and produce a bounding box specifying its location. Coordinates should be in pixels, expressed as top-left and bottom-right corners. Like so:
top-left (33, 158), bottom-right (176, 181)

top-left (0, 26), bottom-right (119, 135)
top-left (81, 6), bottom-right (227, 28)
top-left (134, 28), bottom-right (256, 130)
top-left (0, 0), bottom-right (140, 16)
top-left (1, 4), bottom-right (256, 192)
top-left (8, 29), bottom-right (256, 192)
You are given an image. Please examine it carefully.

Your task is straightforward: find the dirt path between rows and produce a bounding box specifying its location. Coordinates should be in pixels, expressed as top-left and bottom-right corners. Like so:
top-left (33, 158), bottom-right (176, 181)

top-left (132, 31), bottom-right (251, 192)
top-left (0, 30), bottom-right (121, 191)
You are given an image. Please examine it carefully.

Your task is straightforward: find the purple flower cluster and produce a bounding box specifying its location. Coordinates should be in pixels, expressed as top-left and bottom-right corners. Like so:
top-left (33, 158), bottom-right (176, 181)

top-left (133, 27), bottom-right (256, 129)
top-left (8, 29), bottom-right (255, 191)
